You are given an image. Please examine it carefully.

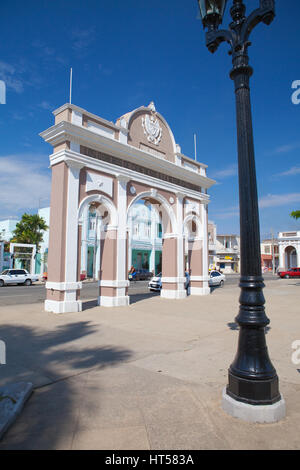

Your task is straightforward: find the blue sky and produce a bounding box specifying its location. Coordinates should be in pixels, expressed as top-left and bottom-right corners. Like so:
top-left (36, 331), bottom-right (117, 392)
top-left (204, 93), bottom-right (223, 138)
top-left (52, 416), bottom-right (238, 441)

top-left (0, 0), bottom-right (299, 238)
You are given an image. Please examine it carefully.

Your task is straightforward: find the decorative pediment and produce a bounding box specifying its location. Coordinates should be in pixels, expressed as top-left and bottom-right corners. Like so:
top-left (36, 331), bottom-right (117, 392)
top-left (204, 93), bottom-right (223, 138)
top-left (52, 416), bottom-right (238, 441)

top-left (142, 114), bottom-right (162, 146)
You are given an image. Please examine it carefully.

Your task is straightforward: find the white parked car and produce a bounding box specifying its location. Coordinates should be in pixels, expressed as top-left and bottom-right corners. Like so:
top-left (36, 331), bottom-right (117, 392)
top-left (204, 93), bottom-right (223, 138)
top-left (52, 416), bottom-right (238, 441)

top-left (209, 270), bottom-right (226, 287)
top-left (148, 273), bottom-right (162, 292)
top-left (148, 272), bottom-right (190, 292)
top-left (0, 269), bottom-right (39, 287)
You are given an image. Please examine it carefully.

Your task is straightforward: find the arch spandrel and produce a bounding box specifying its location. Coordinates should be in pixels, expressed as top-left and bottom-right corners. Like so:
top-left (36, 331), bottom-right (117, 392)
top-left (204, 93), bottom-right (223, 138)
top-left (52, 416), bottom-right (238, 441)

top-left (78, 168), bottom-right (118, 206)
top-left (126, 107), bottom-right (177, 164)
top-left (126, 180), bottom-right (177, 209)
top-left (127, 186), bottom-right (177, 235)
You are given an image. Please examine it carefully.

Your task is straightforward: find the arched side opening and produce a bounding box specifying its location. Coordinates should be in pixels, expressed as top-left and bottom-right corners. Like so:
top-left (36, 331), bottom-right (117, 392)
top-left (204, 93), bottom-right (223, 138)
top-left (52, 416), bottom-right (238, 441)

top-left (127, 202), bottom-right (163, 276)
top-left (78, 194), bottom-right (129, 308)
top-left (127, 190), bottom-right (186, 300)
top-left (285, 245), bottom-right (297, 269)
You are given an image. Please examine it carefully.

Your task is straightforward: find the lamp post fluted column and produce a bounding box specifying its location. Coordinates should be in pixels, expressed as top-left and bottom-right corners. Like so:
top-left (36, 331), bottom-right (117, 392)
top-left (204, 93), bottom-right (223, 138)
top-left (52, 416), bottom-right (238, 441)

top-left (197, 0), bottom-right (286, 422)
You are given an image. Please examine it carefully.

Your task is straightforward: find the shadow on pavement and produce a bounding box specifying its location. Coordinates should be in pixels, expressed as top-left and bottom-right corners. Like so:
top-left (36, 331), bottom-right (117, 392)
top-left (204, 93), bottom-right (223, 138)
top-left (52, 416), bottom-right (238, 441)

top-left (82, 299), bottom-right (98, 310)
top-left (0, 322), bottom-right (132, 449)
top-left (129, 291), bottom-right (160, 305)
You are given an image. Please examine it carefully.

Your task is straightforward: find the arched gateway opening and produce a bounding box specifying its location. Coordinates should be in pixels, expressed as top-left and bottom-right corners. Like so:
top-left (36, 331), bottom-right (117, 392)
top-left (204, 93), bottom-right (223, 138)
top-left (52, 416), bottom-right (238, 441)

top-left (285, 245), bottom-right (297, 269)
top-left (42, 102), bottom-right (215, 313)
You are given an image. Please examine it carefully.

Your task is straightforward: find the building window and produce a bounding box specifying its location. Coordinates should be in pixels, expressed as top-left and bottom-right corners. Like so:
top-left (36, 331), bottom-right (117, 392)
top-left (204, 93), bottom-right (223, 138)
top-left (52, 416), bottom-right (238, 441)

top-left (264, 246), bottom-right (270, 254)
top-left (146, 221), bottom-right (151, 238)
top-left (157, 223), bottom-right (162, 238)
top-left (89, 217), bottom-right (96, 231)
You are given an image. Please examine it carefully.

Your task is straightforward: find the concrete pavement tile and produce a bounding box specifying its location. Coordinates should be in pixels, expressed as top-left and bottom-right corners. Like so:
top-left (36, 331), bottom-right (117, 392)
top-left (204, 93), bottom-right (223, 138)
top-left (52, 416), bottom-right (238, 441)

top-left (0, 423), bottom-right (75, 450)
top-left (136, 386), bottom-right (207, 427)
top-left (189, 382), bottom-right (300, 450)
top-left (75, 391), bottom-right (145, 429)
top-left (82, 363), bottom-right (189, 396)
top-left (132, 346), bottom-right (234, 385)
top-left (71, 425), bottom-right (150, 450)
top-left (145, 421), bottom-right (230, 450)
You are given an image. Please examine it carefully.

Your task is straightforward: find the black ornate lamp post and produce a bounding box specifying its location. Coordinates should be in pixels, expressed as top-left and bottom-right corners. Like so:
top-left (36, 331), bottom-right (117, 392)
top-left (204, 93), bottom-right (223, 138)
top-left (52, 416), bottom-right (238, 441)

top-left (197, 0), bottom-right (285, 422)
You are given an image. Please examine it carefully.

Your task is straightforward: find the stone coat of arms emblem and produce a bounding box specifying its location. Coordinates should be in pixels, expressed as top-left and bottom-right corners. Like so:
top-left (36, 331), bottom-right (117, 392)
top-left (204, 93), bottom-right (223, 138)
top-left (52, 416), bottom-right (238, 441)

top-left (142, 114), bottom-right (162, 146)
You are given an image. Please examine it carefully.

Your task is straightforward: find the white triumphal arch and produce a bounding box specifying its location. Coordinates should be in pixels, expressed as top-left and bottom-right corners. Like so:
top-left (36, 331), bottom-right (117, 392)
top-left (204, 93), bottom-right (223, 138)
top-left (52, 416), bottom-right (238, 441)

top-left (40, 101), bottom-right (215, 313)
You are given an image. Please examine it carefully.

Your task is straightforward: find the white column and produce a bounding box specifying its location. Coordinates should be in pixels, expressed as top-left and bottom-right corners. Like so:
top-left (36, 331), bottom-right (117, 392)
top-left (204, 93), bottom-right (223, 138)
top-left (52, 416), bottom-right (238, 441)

top-left (81, 205), bottom-right (89, 274)
top-left (116, 175), bottom-right (130, 306)
top-left (95, 217), bottom-right (101, 280)
top-left (63, 160), bottom-right (84, 311)
top-left (201, 202), bottom-right (210, 295)
top-left (0, 242), bottom-right (4, 272)
top-left (176, 193), bottom-right (186, 297)
top-left (279, 244), bottom-right (285, 270)
top-left (127, 228), bottom-right (132, 270)
top-left (150, 208), bottom-right (156, 273)
top-left (30, 245), bottom-right (36, 275)
top-left (149, 247), bottom-right (155, 273)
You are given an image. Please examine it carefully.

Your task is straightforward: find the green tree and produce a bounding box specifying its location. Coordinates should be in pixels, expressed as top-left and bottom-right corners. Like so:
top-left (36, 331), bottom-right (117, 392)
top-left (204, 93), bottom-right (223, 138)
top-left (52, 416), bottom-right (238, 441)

top-left (290, 210), bottom-right (300, 220)
top-left (11, 213), bottom-right (48, 252)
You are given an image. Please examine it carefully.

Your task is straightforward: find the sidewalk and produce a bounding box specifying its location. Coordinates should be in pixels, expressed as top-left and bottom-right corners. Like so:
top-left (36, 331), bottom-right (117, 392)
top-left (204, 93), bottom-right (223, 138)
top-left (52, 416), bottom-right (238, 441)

top-left (0, 279), bottom-right (299, 449)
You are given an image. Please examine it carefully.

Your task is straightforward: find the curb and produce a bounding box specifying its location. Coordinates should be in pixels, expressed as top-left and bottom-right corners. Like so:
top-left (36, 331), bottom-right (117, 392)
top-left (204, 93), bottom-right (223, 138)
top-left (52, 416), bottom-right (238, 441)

top-left (0, 382), bottom-right (33, 441)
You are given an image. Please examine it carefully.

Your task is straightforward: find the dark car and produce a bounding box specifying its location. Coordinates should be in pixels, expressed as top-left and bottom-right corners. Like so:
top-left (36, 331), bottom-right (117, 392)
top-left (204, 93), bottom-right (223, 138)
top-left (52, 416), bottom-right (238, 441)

top-left (278, 267), bottom-right (300, 279)
top-left (135, 269), bottom-right (153, 280)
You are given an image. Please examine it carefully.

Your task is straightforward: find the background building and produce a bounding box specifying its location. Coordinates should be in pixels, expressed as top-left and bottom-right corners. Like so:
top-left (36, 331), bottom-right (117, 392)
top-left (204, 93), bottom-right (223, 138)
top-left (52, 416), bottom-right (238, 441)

top-left (208, 221), bottom-right (217, 270)
top-left (128, 202), bottom-right (162, 275)
top-left (215, 234), bottom-right (240, 273)
top-left (207, 222), bottom-right (240, 273)
top-left (80, 202), bottom-right (163, 278)
top-left (278, 231), bottom-right (300, 270)
top-left (260, 238), bottom-right (279, 272)
top-left (0, 219), bottom-right (18, 242)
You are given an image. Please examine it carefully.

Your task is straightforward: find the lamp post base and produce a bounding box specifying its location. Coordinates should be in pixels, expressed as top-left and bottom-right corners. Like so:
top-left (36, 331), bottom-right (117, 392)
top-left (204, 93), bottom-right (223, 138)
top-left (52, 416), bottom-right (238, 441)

top-left (222, 387), bottom-right (286, 423)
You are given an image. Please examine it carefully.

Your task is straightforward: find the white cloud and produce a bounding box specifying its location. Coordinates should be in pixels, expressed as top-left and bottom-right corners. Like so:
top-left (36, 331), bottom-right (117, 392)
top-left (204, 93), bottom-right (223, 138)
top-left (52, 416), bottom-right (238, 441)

top-left (269, 142), bottom-right (300, 155)
top-left (0, 61), bottom-right (23, 93)
top-left (0, 155), bottom-right (51, 218)
top-left (212, 205), bottom-right (239, 219)
top-left (259, 193), bottom-right (300, 209)
top-left (275, 166), bottom-right (300, 177)
top-left (71, 28), bottom-right (96, 54)
top-left (211, 164), bottom-right (238, 179)
top-left (38, 101), bottom-right (53, 111)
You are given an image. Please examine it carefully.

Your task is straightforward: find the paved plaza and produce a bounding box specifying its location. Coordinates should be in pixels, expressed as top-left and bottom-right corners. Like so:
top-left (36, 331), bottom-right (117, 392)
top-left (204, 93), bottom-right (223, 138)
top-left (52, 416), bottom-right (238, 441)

top-left (0, 278), bottom-right (299, 450)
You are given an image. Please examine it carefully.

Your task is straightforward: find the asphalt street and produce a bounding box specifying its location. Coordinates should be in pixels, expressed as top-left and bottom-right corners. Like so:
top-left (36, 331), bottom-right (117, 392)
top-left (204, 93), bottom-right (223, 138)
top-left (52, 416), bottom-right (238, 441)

top-left (0, 273), bottom-right (280, 307)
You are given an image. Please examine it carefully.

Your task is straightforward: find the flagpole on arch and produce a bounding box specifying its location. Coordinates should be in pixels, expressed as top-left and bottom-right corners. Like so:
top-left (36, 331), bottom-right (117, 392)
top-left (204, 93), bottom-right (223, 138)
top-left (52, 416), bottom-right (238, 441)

top-left (69, 67), bottom-right (73, 104)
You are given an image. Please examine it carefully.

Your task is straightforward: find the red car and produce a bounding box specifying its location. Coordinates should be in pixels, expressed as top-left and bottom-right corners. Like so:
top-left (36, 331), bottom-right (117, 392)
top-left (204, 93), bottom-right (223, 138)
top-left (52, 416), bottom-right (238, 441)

top-left (278, 267), bottom-right (300, 279)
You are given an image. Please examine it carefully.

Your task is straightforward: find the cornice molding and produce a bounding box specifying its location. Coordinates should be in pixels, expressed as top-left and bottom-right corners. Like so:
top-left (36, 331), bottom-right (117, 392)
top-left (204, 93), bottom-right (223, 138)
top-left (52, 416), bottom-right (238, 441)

top-left (40, 121), bottom-right (216, 190)
top-left (49, 149), bottom-right (211, 204)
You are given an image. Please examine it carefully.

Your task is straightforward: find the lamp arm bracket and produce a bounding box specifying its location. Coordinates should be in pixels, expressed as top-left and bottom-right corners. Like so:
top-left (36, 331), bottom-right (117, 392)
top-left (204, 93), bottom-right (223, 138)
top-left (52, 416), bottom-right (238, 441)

top-left (206, 29), bottom-right (235, 54)
top-left (241, 1), bottom-right (275, 44)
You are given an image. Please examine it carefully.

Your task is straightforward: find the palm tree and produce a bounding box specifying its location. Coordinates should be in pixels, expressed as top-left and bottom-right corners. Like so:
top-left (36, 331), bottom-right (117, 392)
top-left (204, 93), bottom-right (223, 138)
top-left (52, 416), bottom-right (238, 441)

top-left (290, 210), bottom-right (300, 220)
top-left (11, 213), bottom-right (48, 252)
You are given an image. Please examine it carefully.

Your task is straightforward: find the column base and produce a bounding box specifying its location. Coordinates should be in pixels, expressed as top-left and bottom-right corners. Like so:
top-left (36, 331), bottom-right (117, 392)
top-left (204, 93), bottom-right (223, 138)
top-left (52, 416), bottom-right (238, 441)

top-left (160, 289), bottom-right (187, 299)
top-left (45, 299), bottom-right (82, 314)
top-left (97, 295), bottom-right (130, 307)
top-left (190, 286), bottom-right (211, 295)
top-left (221, 387), bottom-right (286, 423)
